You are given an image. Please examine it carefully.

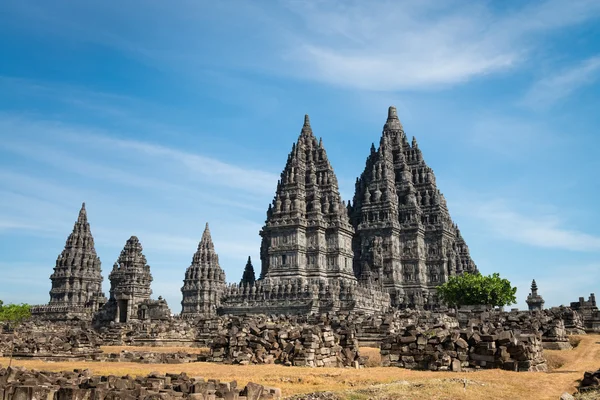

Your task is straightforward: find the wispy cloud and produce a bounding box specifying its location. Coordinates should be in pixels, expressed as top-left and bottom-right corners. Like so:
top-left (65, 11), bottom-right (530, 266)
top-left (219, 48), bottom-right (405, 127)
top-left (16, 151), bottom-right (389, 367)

top-left (466, 199), bottom-right (600, 252)
top-left (5, 1), bottom-right (600, 92)
top-left (0, 115), bottom-right (278, 199)
top-left (270, 0), bottom-right (600, 90)
top-left (521, 56), bottom-right (600, 108)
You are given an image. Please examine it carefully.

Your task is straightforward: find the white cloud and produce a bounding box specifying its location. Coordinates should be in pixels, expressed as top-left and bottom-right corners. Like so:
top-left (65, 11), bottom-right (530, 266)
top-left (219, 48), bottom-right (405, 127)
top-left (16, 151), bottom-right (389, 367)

top-left (521, 56), bottom-right (600, 108)
top-left (0, 115), bottom-right (278, 201)
top-left (5, 1), bottom-right (600, 91)
top-left (467, 199), bottom-right (600, 252)
top-left (272, 0), bottom-right (600, 90)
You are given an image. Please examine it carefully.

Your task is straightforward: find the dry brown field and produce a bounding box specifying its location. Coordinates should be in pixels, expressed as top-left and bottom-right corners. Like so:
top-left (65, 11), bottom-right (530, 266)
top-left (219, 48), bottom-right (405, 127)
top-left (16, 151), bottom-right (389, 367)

top-left (2, 334), bottom-right (598, 399)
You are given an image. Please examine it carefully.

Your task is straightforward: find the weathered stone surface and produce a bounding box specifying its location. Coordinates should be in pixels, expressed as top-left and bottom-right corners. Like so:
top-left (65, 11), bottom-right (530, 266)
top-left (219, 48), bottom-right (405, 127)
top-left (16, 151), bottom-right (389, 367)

top-left (207, 315), bottom-right (362, 368)
top-left (31, 203), bottom-right (106, 321)
top-left (526, 279), bottom-right (545, 311)
top-left (348, 106), bottom-right (478, 309)
top-left (381, 321), bottom-right (547, 372)
top-left (95, 236), bottom-right (171, 324)
top-left (219, 114), bottom-right (391, 315)
top-left (0, 321), bottom-right (101, 360)
top-left (0, 366), bottom-right (280, 399)
top-left (570, 294), bottom-right (600, 332)
top-left (181, 224), bottom-right (226, 318)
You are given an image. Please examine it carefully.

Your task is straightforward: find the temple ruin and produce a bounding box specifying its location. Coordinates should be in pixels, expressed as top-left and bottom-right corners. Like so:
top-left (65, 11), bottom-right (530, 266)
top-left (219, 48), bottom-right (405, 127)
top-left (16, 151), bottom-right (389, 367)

top-left (33, 106), bottom-right (482, 320)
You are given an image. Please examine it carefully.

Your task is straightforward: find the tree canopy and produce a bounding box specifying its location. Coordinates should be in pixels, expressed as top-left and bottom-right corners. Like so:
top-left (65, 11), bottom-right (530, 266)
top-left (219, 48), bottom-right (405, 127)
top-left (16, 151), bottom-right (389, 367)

top-left (0, 301), bottom-right (31, 329)
top-left (436, 272), bottom-right (517, 308)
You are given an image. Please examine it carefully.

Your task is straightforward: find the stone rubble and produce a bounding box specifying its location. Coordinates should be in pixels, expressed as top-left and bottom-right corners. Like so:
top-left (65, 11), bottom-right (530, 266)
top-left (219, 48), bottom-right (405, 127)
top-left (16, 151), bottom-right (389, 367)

top-left (0, 365), bottom-right (281, 400)
top-left (381, 322), bottom-right (547, 372)
top-left (207, 315), bottom-right (362, 368)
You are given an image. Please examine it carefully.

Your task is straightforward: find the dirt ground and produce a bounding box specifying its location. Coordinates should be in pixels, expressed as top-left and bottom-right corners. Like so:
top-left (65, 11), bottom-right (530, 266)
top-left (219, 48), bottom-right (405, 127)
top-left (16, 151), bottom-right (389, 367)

top-left (1, 334), bottom-right (598, 399)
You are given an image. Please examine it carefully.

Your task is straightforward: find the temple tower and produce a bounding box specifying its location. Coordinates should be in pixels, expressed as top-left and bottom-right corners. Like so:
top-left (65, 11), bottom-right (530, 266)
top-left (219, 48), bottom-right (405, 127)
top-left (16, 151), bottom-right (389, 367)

top-left (240, 256), bottom-right (256, 285)
top-left (526, 279), bottom-right (545, 311)
top-left (48, 202), bottom-right (106, 312)
top-left (349, 106), bottom-right (478, 308)
top-left (259, 114), bottom-right (355, 285)
top-left (107, 236), bottom-right (154, 322)
top-left (181, 223), bottom-right (226, 317)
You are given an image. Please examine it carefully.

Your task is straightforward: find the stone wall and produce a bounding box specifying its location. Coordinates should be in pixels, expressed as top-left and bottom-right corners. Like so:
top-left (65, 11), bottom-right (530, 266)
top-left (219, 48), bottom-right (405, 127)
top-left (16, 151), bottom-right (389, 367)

top-left (219, 280), bottom-right (391, 316)
top-left (30, 304), bottom-right (95, 321)
top-left (207, 315), bottom-right (362, 368)
top-left (380, 323), bottom-right (547, 372)
top-left (96, 318), bottom-right (201, 347)
top-left (0, 366), bottom-right (281, 399)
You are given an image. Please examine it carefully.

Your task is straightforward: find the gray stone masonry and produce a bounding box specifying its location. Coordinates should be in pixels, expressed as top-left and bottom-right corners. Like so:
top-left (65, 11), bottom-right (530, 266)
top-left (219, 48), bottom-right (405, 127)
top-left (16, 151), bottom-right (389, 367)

top-left (181, 223), bottom-right (227, 317)
top-left (0, 366), bottom-right (281, 400)
top-left (570, 293), bottom-right (600, 332)
top-left (32, 203), bottom-right (106, 320)
top-left (526, 279), bottom-right (545, 311)
top-left (349, 106), bottom-right (478, 309)
top-left (95, 236), bottom-right (171, 324)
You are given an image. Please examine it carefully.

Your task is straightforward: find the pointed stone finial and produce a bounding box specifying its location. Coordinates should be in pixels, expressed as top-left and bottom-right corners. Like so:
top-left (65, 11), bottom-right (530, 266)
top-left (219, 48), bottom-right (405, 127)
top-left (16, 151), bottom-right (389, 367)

top-left (384, 105), bottom-right (403, 131)
top-left (200, 223), bottom-right (213, 246)
top-left (412, 136), bottom-right (418, 148)
top-left (526, 278), bottom-right (544, 311)
top-left (301, 114), bottom-right (313, 137)
top-left (78, 202), bottom-right (87, 222)
top-left (531, 279), bottom-right (538, 292)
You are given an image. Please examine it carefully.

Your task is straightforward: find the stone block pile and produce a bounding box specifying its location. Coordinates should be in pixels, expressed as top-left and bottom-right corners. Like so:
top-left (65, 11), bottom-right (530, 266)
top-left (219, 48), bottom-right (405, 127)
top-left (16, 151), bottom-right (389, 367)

top-left (381, 322), bottom-right (547, 372)
top-left (0, 322), bottom-right (101, 360)
top-left (208, 315), bottom-right (362, 368)
top-left (0, 365), bottom-right (281, 400)
top-left (457, 309), bottom-right (573, 350)
top-left (549, 307), bottom-right (587, 335)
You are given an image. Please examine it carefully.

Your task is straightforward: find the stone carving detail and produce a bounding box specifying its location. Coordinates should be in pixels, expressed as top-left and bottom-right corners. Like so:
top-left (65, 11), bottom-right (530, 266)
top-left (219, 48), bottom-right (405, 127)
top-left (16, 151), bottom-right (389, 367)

top-left (349, 106), bottom-right (478, 309)
top-left (33, 106), bottom-right (480, 319)
top-left (95, 236), bottom-right (171, 323)
top-left (33, 203), bottom-right (106, 320)
top-left (181, 223), bottom-right (226, 318)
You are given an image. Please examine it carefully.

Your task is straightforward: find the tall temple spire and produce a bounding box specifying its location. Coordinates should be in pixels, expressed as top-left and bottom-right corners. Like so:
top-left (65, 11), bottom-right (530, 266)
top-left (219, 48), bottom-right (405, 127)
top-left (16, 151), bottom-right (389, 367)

top-left (350, 106), bottom-right (477, 308)
top-left (94, 235), bottom-right (171, 323)
top-left (48, 202), bottom-right (106, 314)
top-left (181, 222), bottom-right (226, 317)
top-left (259, 113), bottom-right (355, 282)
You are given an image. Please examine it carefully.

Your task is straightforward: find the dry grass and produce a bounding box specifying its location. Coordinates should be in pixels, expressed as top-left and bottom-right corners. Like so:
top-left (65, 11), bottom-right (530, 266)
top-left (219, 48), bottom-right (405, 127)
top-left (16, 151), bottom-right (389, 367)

top-left (569, 336), bottom-right (583, 348)
top-left (100, 346), bottom-right (210, 355)
top-left (1, 334), bottom-right (598, 399)
top-left (359, 347), bottom-right (381, 368)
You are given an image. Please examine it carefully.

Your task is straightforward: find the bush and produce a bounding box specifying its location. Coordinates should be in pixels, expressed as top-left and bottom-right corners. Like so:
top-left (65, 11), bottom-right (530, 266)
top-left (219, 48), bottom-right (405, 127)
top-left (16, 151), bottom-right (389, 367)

top-left (436, 272), bottom-right (517, 308)
top-left (0, 301), bottom-right (31, 329)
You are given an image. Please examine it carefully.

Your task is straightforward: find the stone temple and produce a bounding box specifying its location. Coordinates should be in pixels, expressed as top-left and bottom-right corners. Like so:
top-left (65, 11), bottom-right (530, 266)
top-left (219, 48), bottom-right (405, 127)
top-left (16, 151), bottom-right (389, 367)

top-left (33, 106), bottom-right (480, 320)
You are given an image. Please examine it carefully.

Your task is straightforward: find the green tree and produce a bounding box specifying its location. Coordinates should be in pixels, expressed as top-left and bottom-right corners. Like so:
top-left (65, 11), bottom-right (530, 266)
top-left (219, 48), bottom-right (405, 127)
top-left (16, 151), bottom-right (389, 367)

top-left (436, 272), bottom-right (517, 308)
top-left (0, 301), bottom-right (31, 367)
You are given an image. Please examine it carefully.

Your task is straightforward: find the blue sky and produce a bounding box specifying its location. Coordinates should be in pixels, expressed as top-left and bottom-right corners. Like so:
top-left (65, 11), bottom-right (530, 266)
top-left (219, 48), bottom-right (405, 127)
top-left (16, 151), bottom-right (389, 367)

top-left (1, 0), bottom-right (599, 311)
